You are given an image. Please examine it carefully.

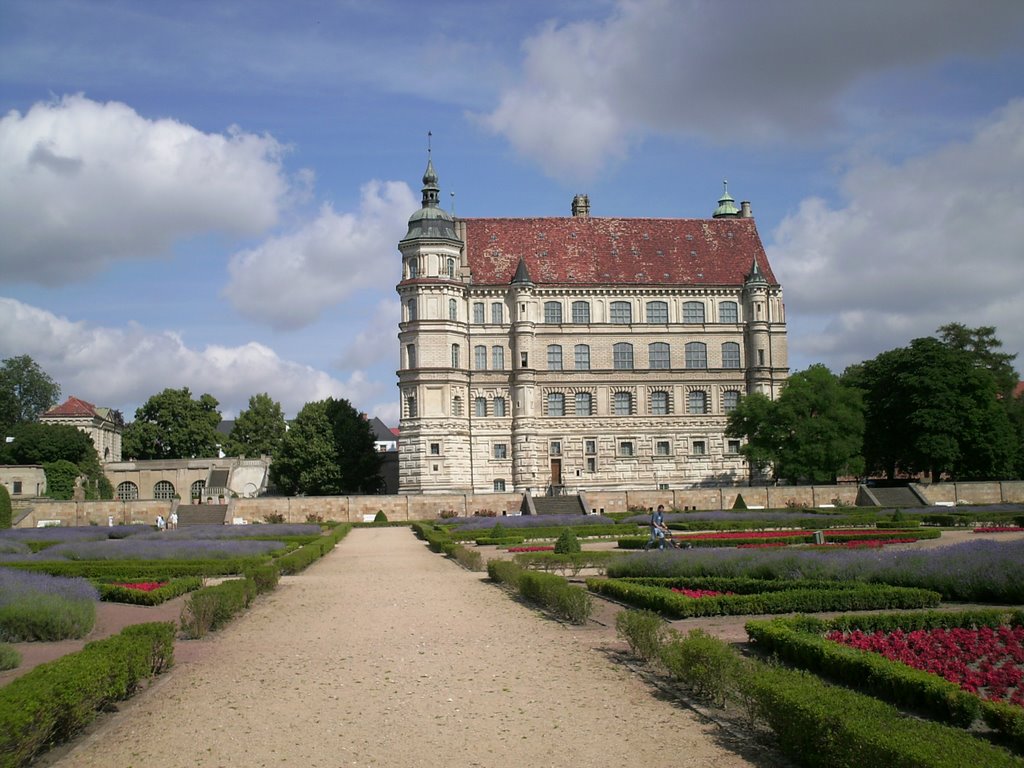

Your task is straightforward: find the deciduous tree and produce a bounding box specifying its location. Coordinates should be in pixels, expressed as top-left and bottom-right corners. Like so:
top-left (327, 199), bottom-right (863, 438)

top-left (122, 388), bottom-right (222, 460)
top-left (0, 355), bottom-right (60, 431)
top-left (223, 393), bottom-right (287, 458)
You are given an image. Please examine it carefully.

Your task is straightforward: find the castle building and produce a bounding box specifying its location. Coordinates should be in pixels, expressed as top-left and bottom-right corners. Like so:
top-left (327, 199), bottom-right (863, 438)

top-left (396, 158), bottom-right (787, 494)
top-left (39, 396), bottom-right (123, 463)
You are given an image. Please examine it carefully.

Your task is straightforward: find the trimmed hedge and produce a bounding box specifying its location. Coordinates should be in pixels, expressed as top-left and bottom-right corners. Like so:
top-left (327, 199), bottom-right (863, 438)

top-left (473, 536), bottom-right (525, 546)
top-left (274, 524), bottom-right (351, 574)
top-left (97, 576), bottom-right (202, 605)
top-left (0, 621), bottom-right (176, 768)
top-left (747, 663), bottom-right (1023, 768)
top-left (618, 528), bottom-right (939, 549)
top-left (487, 559), bottom-right (592, 625)
top-left (2, 558), bottom-right (271, 580)
top-left (586, 577), bottom-right (940, 618)
top-left (512, 550), bottom-right (618, 575)
top-left (982, 700), bottom-right (1024, 754)
top-left (450, 524), bottom-right (626, 541)
top-left (179, 577), bottom-right (257, 638)
top-left (411, 522), bottom-right (484, 571)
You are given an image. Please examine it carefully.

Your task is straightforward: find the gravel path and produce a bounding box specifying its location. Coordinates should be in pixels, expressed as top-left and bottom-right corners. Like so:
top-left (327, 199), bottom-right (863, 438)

top-left (44, 527), bottom-right (763, 768)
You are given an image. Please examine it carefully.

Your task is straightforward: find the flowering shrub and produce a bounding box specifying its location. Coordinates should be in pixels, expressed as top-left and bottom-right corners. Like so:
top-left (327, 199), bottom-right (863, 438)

top-left (974, 527), bottom-right (1024, 533)
top-left (111, 581), bottom-right (168, 592)
top-left (0, 569), bottom-right (98, 641)
top-left (507, 546), bottom-right (554, 553)
top-left (827, 625), bottom-right (1024, 707)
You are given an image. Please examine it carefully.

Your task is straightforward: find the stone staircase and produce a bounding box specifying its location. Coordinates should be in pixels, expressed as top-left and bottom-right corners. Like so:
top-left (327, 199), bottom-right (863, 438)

top-left (176, 504), bottom-right (229, 527)
top-left (528, 495), bottom-right (587, 516)
top-left (857, 485), bottom-right (928, 508)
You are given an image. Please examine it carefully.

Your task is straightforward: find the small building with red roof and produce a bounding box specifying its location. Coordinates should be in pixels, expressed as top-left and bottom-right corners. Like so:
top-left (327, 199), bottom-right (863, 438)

top-left (39, 396), bottom-right (123, 463)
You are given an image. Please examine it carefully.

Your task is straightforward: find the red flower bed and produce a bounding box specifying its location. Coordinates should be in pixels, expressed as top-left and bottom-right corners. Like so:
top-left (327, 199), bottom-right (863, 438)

top-left (111, 581), bottom-right (169, 592)
top-left (827, 625), bottom-right (1024, 706)
top-left (670, 588), bottom-right (735, 599)
top-left (973, 527), bottom-right (1024, 533)
top-left (506, 546), bottom-right (555, 553)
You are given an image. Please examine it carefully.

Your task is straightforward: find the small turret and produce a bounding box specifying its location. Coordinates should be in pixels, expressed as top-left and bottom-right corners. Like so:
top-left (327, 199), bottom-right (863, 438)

top-left (571, 194), bottom-right (590, 218)
top-left (713, 180), bottom-right (740, 218)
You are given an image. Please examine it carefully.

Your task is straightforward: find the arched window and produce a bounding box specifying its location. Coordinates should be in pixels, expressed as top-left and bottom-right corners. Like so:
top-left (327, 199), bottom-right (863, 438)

top-left (446, 257), bottom-right (455, 278)
top-left (610, 301), bottom-right (632, 324)
top-left (648, 342), bottom-right (670, 369)
top-left (722, 342), bottom-right (741, 369)
top-left (722, 390), bottom-right (740, 413)
top-left (116, 481), bottom-right (138, 501)
top-left (473, 302), bottom-right (485, 323)
top-left (451, 344), bottom-right (460, 368)
top-left (688, 391), bottom-right (708, 415)
top-left (449, 299), bottom-right (457, 321)
top-left (646, 301), bottom-right (668, 323)
top-left (154, 480), bottom-right (175, 500)
top-left (685, 342), bottom-right (707, 369)
top-left (190, 480), bottom-right (205, 500)
top-left (406, 344), bottom-right (416, 369)
top-left (492, 346), bottom-right (505, 370)
top-left (547, 344), bottom-right (563, 370)
top-left (575, 392), bottom-right (592, 416)
top-left (572, 301), bottom-right (590, 323)
top-left (613, 342), bottom-right (634, 370)
top-left (719, 301), bottom-right (738, 323)
top-left (408, 298), bottom-right (417, 322)
top-left (547, 392), bottom-right (565, 416)
top-left (452, 395), bottom-right (463, 416)
top-left (574, 344), bottom-right (590, 370)
top-left (544, 301), bottom-right (563, 324)
top-left (650, 391), bottom-right (669, 415)
top-left (475, 345), bottom-right (487, 370)
top-left (613, 391), bottom-right (632, 415)
top-left (475, 397), bottom-right (487, 417)
top-left (493, 397), bottom-right (506, 417)
top-left (682, 301), bottom-right (705, 323)
top-left (491, 303), bottom-right (503, 324)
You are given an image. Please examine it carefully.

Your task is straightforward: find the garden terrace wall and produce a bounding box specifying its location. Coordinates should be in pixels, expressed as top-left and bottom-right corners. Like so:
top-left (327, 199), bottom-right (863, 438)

top-left (11, 481), bottom-right (1024, 529)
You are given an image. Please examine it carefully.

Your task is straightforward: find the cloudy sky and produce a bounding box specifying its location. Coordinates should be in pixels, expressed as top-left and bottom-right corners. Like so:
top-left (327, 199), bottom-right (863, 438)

top-left (2, 0), bottom-right (1023, 426)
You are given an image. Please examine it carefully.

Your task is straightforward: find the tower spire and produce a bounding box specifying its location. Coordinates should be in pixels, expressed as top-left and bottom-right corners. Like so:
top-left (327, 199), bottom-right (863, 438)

top-left (421, 131), bottom-right (440, 208)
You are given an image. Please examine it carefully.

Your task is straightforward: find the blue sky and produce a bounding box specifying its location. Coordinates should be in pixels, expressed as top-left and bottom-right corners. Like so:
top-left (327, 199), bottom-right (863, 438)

top-left (2, 0), bottom-right (1023, 426)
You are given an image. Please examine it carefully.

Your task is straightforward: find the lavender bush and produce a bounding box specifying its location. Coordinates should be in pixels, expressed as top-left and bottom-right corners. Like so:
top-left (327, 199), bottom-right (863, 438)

top-left (28, 538), bottom-right (286, 561)
top-left (133, 523), bottom-right (322, 540)
top-left (607, 539), bottom-right (1024, 603)
top-left (0, 567), bottom-right (98, 641)
top-left (444, 514), bottom-right (618, 531)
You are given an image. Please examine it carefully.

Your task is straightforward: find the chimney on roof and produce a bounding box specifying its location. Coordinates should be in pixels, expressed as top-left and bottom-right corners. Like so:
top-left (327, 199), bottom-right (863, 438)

top-left (571, 194), bottom-right (590, 218)
top-left (740, 201), bottom-right (752, 218)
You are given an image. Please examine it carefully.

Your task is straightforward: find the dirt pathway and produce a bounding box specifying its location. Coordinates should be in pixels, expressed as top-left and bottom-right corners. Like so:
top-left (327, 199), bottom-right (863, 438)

top-left (44, 528), bottom-right (767, 768)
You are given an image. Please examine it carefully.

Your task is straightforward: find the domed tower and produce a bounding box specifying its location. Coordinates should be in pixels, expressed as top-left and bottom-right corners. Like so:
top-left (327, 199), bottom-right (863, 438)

top-left (397, 152), bottom-right (471, 493)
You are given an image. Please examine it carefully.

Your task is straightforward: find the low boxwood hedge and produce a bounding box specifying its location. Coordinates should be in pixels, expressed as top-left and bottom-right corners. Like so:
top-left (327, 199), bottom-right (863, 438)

top-left (617, 528), bottom-right (939, 549)
top-left (586, 577), bottom-right (940, 618)
top-left (0, 621), bottom-right (175, 768)
top-left (273, 524), bottom-right (350, 574)
top-left (179, 577), bottom-right (257, 638)
top-left (487, 559), bottom-right (591, 624)
top-left (512, 550), bottom-right (618, 575)
top-left (2, 558), bottom-right (271, 580)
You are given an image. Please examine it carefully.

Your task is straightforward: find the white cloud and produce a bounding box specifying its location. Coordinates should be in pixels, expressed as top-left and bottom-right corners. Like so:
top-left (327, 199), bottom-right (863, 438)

top-left (478, 0), bottom-right (1024, 178)
top-left (223, 180), bottom-right (416, 330)
top-left (0, 297), bottom-right (368, 419)
top-left (770, 100), bottom-right (1024, 373)
top-left (0, 94), bottom-right (291, 284)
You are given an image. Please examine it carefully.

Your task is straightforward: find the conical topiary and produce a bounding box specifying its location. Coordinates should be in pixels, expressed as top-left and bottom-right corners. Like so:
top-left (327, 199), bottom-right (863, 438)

top-left (732, 493), bottom-right (747, 510)
top-left (554, 528), bottom-right (581, 554)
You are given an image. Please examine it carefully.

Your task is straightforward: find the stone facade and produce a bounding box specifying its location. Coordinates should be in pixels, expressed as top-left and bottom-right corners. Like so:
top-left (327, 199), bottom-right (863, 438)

top-left (0, 465), bottom-right (47, 499)
top-left (397, 162), bottom-right (787, 494)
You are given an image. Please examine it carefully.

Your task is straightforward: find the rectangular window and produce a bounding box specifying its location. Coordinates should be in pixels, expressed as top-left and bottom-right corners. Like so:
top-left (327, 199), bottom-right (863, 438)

top-left (547, 345), bottom-right (563, 370)
top-left (650, 391), bottom-right (669, 415)
top-left (648, 342), bottom-right (670, 369)
top-left (493, 444), bottom-right (508, 459)
top-left (619, 441), bottom-right (634, 457)
top-left (574, 344), bottom-right (590, 370)
top-left (722, 342), bottom-right (741, 369)
top-left (12, 481), bottom-right (22, 495)
top-left (572, 301), bottom-right (590, 324)
top-left (544, 301), bottom-right (562, 323)
top-left (520, 352), bottom-right (528, 368)
top-left (491, 303), bottom-right (503, 324)
top-left (451, 344), bottom-right (460, 368)
top-left (646, 301), bottom-right (668, 324)
top-left (492, 346), bottom-right (505, 370)
top-left (692, 440), bottom-right (706, 456)
top-left (758, 349), bottom-right (765, 366)
top-left (586, 457), bottom-right (597, 472)
top-left (449, 299), bottom-right (457, 321)
top-left (723, 390), bottom-right (740, 413)
top-left (655, 440), bottom-right (671, 456)
top-left (610, 301), bottom-right (632, 324)
top-left (727, 439), bottom-right (741, 455)
top-left (658, 483), bottom-right (669, 491)
top-left (406, 344), bottom-right (416, 368)
top-left (473, 302), bottom-right (485, 323)
top-left (430, 443), bottom-right (440, 455)
top-left (584, 439), bottom-right (597, 455)
top-left (475, 397), bottom-right (487, 417)
top-left (613, 343), bottom-right (633, 370)
top-left (613, 391), bottom-right (632, 415)
top-left (474, 345), bottom-right (487, 370)
top-left (494, 479), bottom-right (506, 492)
top-left (550, 441), bottom-right (561, 456)
top-left (575, 392), bottom-right (592, 416)
top-left (493, 397), bottom-right (506, 417)
top-left (547, 392), bottom-right (565, 416)
top-left (688, 391), bottom-right (708, 415)
top-left (682, 301), bottom-right (706, 323)
top-left (685, 342), bottom-right (707, 369)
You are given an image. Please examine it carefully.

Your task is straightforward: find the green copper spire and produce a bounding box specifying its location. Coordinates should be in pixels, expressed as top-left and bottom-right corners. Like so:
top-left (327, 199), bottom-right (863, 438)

top-left (713, 180), bottom-right (740, 218)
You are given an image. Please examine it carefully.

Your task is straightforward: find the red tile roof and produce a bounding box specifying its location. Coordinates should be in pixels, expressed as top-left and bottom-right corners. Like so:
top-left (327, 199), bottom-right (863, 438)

top-left (462, 217), bottom-right (776, 287)
top-left (42, 396), bottom-right (100, 419)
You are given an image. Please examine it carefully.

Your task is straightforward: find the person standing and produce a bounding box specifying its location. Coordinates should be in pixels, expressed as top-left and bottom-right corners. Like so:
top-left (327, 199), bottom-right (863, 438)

top-left (646, 504), bottom-right (669, 550)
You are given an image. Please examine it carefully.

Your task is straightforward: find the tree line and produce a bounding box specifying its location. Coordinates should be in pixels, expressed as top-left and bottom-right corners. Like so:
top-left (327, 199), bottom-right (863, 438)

top-left (727, 323), bottom-right (1024, 484)
top-left (0, 357), bottom-right (383, 498)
